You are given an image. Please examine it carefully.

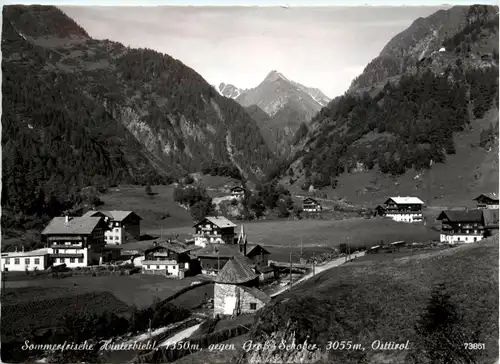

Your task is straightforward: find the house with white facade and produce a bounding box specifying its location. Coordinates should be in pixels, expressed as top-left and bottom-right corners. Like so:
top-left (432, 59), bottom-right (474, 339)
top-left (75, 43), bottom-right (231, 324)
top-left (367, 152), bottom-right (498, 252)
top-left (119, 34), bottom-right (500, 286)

top-left (1, 248), bottom-right (51, 272)
top-left (436, 209), bottom-right (485, 244)
top-left (41, 215), bottom-right (108, 267)
top-left (473, 193), bottom-right (499, 210)
top-left (302, 197), bottom-right (322, 212)
top-left (375, 196), bottom-right (424, 223)
top-left (83, 210), bottom-right (142, 244)
top-left (193, 216), bottom-right (237, 247)
top-left (141, 240), bottom-right (195, 278)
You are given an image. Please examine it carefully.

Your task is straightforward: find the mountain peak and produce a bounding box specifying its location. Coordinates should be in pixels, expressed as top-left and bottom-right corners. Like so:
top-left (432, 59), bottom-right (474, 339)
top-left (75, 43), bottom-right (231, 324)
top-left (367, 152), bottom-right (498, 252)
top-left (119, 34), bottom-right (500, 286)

top-left (263, 70), bottom-right (289, 83)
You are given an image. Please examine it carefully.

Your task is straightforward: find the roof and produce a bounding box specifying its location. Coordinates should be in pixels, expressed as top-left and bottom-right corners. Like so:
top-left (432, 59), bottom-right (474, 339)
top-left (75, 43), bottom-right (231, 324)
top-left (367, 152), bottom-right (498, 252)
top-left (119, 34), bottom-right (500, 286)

top-left (41, 217), bottom-right (104, 235)
top-left (215, 254), bottom-right (259, 284)
top-left (436, 209), bottom-right (484, 223)
top-left (146, 240), bottom-right (194, 254)
top-left (483, 209), bottom-right (499, 228)
top-left (194, 243), bottom-right (267, 259)
top-left (1, 248), bottom-right (50, 258)
top-left (303, 198), bottom-right (319, 204)
top-left (240, 286), bottom-right (271, 304)
top-left (257, 265), bottom-right (274, 274)
top-left (246, 244), bottom-right (271, 256)
top-left (193, 216), bottom-right (237, 228)
top-left (230, 186), bottom-right (245, 191)
top-left (386, 197), bottom-right (424, 205)
top-left (473, 193), bottom-right (499, 203)
top-left (82, 210), bottom-right (142, 221)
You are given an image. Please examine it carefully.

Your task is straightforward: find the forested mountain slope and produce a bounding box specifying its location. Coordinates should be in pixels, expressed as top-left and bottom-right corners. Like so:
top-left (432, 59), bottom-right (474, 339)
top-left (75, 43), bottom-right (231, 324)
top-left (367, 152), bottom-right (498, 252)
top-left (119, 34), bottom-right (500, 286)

top-left (2, 5), bottom-right (272, 223)
top-left (284, 5), bottom-right (499, 204)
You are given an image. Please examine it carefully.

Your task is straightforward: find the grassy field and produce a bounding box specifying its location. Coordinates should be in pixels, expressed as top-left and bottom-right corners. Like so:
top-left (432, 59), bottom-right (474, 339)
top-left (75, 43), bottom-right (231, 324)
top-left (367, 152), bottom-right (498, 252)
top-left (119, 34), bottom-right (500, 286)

top-left (240, 236), bottom-right (499, 364)
top-left (3, 274), bottom-right (208, 309)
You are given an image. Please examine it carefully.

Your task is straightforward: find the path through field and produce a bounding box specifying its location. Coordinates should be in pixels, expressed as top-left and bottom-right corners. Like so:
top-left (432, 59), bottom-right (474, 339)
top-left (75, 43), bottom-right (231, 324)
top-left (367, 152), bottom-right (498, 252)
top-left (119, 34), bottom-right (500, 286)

top-left (158, 323), bottom-right (201, 347)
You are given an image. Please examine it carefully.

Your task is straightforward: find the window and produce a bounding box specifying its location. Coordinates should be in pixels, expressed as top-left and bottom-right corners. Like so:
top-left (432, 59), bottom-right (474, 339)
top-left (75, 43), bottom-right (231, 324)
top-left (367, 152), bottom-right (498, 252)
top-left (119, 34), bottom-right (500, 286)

top-left (59, 258), bottom-right (64, 263)
top-left (114, 228), bottom-right (120, 233)
top-left (25, 258), bottom-right (30, 265)
top-left (474, 237), bottom-right (477, 242)
top-left (5, 258), bottom-right (9, 264)
top-left (115, 222), bottom-right (119, 227)
top-left (115, 236), bottom-right (119, 240)
top-left (78, 258), bottom-right (83, 263)
top-left (157, 265), bottom-right (160, 269)
top-left (250, 303), bottom-right (257, 310)
top-left (34, 258), bottom-right (40, 265)
top-left (70, 258), bottom-right (75, 263)
top-left (14, 258), bottom-right (20, 265)
top-left (147, 265), bottom-right (150, 269)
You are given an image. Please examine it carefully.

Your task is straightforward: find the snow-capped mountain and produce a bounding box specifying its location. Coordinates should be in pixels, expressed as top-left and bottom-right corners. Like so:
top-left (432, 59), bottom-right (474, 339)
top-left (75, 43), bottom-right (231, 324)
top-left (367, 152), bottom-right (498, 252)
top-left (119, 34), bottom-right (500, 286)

top-left (218, 82), bottom-right (243, 99)
top-left (290, 81), bottom-right (331, 107)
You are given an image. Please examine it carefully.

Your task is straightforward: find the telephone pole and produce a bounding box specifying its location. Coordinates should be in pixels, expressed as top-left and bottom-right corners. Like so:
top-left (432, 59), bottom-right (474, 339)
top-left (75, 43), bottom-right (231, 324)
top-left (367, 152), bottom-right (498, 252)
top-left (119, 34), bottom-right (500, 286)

top-left (289, 252), bottom-right (292, 291)
top-left (312, 253), bottom-right (315, 277)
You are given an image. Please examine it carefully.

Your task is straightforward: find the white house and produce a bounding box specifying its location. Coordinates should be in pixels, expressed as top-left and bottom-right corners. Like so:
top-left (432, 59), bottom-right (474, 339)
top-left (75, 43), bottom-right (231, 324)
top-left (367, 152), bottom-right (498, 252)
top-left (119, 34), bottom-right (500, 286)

top-left (41, 215), bottom-right (108, 268)
top-left (375, 197), bottom-right (424, 223)
top-left (1, 248), bottom-right (51, 272)
top-left (82, 210), bottom-right (142, 244)
top-left (192, 216), bottom-right (237, 247)
top-left (436, 209), bottom-right (485, 244)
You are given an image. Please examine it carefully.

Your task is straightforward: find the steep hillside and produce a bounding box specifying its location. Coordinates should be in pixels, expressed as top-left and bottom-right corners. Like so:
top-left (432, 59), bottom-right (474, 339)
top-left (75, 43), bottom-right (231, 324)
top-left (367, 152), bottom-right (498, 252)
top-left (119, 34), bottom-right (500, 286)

top-left (237, 237), bottom-right (499, 364)
top-left (2, 5), bottom-right (272, 222)
top-left (284, 4), bottom-right (499, 204)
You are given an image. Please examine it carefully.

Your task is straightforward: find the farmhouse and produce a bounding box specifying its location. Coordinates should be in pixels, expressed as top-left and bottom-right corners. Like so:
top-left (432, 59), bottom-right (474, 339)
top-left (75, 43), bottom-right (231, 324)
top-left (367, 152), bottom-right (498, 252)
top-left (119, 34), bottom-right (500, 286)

top-left (1, 248), bottom-right (51, 272)
top-left (436, 209), bottom-right (485, 244)
top-left (473, 193), bottom-right (499, 210)
top-left (82, 210), bottom-right (142, 244)
top-left (194, 226), bottom-right (271, 275)
top-left (375, 196), bottom-right (424, 223)
top-left (302, 197), bottom-right (322, 212)
top-left (42, 215), bottom-right (108, 267)
top-left (213, 254), bottom-right (271, 318)
top-left (141, 240), bottom-right (195, 278)
top-left (193, 216), bottom-right (237, 247)
top-left (230, 186), bottom-right (246, 198)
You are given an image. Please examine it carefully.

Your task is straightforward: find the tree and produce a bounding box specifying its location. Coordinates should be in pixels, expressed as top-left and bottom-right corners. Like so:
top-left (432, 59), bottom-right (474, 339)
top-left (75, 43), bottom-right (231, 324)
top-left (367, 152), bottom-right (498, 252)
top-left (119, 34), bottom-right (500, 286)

top-left (248, 195), bottom-right (265, 219)
top-left (277, 200), bottom-right (290, 218)
top-left (145, 184), bottom-right (153, 195)
top-left (190, 199), bottom-right (215, 221)
top-left (408, 283), bottom-right (477, 364)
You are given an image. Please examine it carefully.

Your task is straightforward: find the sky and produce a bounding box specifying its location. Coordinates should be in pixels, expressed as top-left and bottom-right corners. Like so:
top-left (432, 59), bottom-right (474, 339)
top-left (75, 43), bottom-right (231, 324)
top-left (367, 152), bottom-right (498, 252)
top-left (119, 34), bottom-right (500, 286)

top-left (61, 5), bottom-right (450, 98)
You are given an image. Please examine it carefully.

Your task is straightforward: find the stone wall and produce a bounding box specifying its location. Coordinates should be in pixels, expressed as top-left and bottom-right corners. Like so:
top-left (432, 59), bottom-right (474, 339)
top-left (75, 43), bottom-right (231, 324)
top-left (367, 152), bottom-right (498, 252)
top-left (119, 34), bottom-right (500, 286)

top-left (214, 283), bottom-right (236, 317)
top-left (239, 287), bottom-right (266, 314)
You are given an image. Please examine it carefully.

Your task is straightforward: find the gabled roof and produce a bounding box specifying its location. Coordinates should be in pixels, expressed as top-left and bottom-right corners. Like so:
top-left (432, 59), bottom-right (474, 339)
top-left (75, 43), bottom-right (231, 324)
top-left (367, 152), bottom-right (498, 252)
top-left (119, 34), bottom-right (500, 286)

top-left (215, 254), bottom-right (259, 284)
top-left (41, 217), bottom-right (104, 235)
top-left (2, 248), bottom-right (50, 258)
top-left (303, 197), bottom-right (319, 204)
top-left (83, 210), bottom-right (142, 221)
top-left (483, 209), bottom-right (499, 228)
top-left (246, 244), bottom-right (271, 256)
top-left (386, 197), bottom-right (424, 205)
top-left (436, 209), bottom-right (484, 223)
top-left (194, 243), bottom-right (268, 259)
top-left (240, 286), bottom-right (271, 304)
top-left (146, 240), bottom-right (194, 254)
top-left (193, 216), bottom-right (237, 228)
top-left (230, 186), bottom-right (245, 191)
top-left (473, 193), bottom-right (499, 203)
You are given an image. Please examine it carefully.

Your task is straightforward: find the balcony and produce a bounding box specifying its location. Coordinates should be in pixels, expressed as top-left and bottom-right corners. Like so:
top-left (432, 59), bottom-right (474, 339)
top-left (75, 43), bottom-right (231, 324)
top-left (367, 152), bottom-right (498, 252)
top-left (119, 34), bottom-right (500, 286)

top-left (142, 259), bottom-right (178, 265)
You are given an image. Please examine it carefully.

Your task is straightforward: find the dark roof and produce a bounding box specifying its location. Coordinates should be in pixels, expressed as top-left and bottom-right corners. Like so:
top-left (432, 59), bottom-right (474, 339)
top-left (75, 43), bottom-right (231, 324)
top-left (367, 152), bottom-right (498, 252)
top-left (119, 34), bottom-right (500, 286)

top-left (256, 265), bottom-right (274, 274)
top-left (473, 193), bottom-right (499, 203)
top-left (42, 217), bottom-right (104, 235)
top-left (436, 209), bottom-right (484, 223)
top-left (303, 198), bottom-right (319, 204)
top-left (240, 286), bottom-right (271, 304)
top-left (194, 243), bottom-right (268, 259)
top-left (230, 186), bottom-right (245, 191)
top-left (483, 209), bottom-right (499, 228)
top-left (157, 240), bottom-right (195, 254)
top-left (215, 254), bottom-right (259, 284)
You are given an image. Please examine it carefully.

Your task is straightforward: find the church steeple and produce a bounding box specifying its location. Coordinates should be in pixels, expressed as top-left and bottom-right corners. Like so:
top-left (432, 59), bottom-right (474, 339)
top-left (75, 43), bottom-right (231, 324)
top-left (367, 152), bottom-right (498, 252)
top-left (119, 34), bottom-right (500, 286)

top-left (238, 225), bottom-right (247, 255)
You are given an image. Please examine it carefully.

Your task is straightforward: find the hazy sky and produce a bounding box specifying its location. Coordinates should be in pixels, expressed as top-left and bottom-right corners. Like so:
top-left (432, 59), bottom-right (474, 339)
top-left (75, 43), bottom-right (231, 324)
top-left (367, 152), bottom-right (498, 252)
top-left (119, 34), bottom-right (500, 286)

top-left (62, 6), bottom-right (448, 98)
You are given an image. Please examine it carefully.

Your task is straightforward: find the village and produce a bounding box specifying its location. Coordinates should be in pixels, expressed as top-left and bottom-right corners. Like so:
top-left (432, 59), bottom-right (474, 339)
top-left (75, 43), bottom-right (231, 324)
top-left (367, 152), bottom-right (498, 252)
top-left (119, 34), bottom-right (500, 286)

top-left (2, 187), bottom-right (498, 314)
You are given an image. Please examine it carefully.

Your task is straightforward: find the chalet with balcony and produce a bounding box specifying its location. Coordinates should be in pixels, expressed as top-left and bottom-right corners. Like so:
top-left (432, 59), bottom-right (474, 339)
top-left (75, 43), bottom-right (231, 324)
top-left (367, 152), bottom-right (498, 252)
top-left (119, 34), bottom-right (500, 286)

top-left (1, 248), bottom-right (51, 272)
top-left (436, 209), bottom-right (485, 244)
top-left (230, 186), bottom-right (246, 198)
top-left (193, 216), bottom-right (237, 247)
top-left (41, 216), bottom-right (108, 267)
top-left (213, 254), bottom-right (271, 318)
top-left (141, 240), bottom-right (196, 278)
top-left (473, 193), bottom-right (499, 210)
top-left (83, 210), bottom-right (142, 244)
top-left (375, 196), bottom-right (424, 223)
top-left (194, 225), bottom-right (271, 275)
top-left (302, 197), bottom-right (322, 212)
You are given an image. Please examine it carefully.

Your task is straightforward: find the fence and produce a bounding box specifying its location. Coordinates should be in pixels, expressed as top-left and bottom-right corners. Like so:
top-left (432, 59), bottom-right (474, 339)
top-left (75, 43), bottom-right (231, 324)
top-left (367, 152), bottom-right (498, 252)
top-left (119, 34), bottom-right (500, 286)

top-left (135, 324), bottom-right (250, 363)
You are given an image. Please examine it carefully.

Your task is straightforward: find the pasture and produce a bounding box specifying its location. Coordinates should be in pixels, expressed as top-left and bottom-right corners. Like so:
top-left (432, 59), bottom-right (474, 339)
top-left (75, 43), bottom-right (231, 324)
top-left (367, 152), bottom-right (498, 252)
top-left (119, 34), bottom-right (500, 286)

top-left (250, 236), bottom-right (499, 364)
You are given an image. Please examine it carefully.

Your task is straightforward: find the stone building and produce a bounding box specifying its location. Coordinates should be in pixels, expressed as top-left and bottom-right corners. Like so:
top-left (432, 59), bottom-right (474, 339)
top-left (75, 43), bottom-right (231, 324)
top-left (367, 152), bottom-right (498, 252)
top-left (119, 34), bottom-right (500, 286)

top-left (213, 254), bottom-right (271, 318)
